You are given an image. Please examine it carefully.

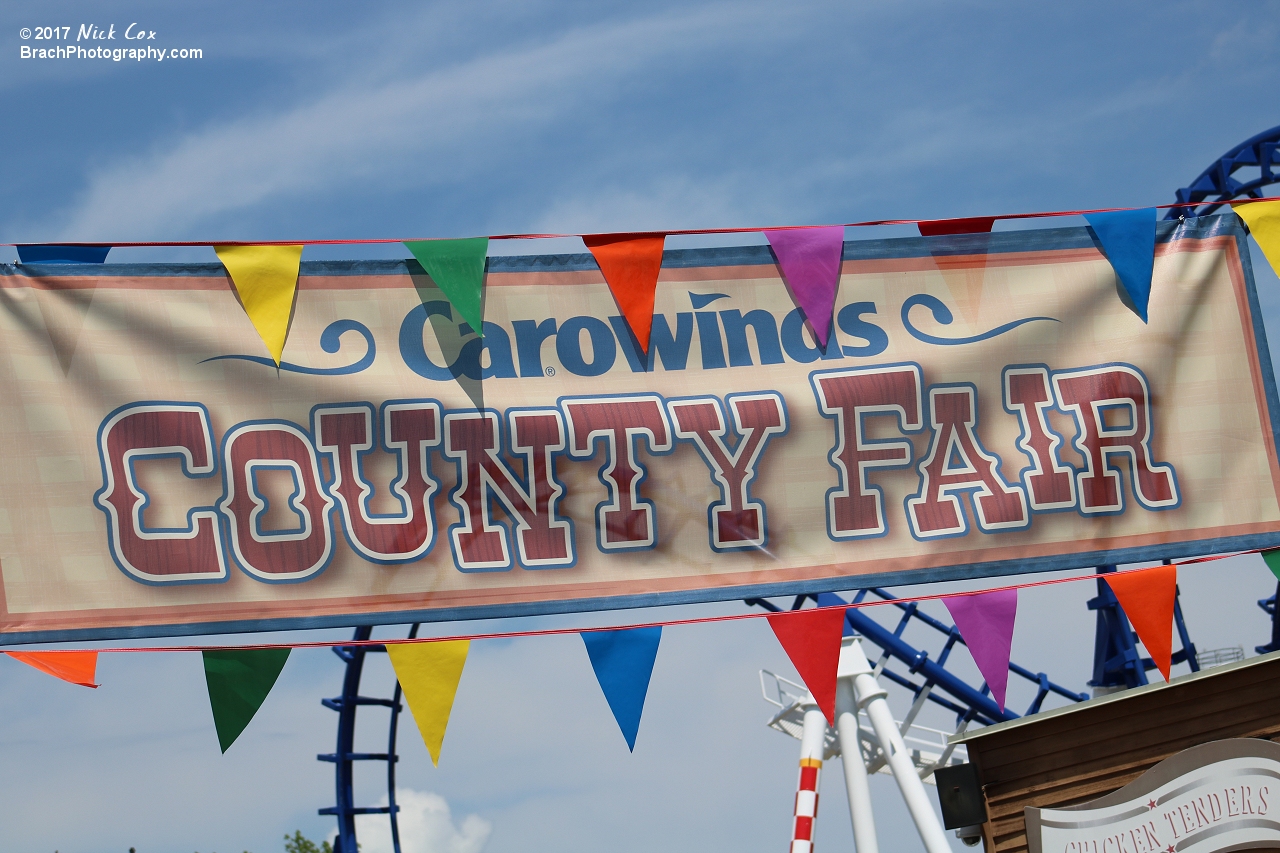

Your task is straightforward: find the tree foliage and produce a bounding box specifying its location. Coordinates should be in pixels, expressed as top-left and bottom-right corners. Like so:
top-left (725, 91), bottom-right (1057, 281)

top-left (284, 829), bottom-right (333, 853)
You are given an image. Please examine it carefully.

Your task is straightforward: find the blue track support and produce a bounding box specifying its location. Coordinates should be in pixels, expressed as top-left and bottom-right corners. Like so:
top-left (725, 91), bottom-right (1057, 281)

top-left (1088, 570), bottom-right (1148, 689)
top-left (1166, 124), bottom-right (1280, 218)
top-left (816, 591), bottom-right (1015, 725)
top-left (1256, 584), bottom-right (1280, 654)
top-left (321, 625), bottom-right (416, 853)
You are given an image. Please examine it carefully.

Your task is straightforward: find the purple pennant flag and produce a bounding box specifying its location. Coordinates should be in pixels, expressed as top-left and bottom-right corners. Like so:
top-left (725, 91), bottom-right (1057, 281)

top-left (764, 226), bottom-right (845, 348)
top-left (943, 588), bottom-right (1018, 711)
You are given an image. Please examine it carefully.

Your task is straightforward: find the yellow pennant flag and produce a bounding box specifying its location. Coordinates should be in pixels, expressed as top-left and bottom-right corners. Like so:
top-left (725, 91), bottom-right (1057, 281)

top-left (386, 640), bottom-right (469, 766)
top-left (215, 244), bottom-right (304, 365)
top-left (1236, 200), bottom-right (1280, 281)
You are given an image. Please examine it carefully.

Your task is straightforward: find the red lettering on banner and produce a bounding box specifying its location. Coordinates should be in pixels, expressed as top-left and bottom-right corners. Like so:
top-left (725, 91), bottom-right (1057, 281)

top-left (1003, 366), bottom-right (1077, 511)
top-left (443, 409), bottom-right (573, 570)
top-left (1191, 797), bottom-right (1209, 827)
top-left (562, 396), bottom-right (672, 550)
top-left (667, 393), bottom-right (787, 550)
top-left (218, 423), bottom-right (335, 581)
top-left (812, 364), bottom-right (923, 538)
top-left (94, 403), bottom-right (227, 583)
top-left (1052, 365), bottom-right (1179, 514)
top-left (313, 401), bottom-right (442, 564)
top-left (906, 385), bottom-right (1029, 538)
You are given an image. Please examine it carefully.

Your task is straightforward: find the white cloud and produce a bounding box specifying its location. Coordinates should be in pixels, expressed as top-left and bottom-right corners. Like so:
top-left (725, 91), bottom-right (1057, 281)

top-left (530, 174), bottom-right (793, 235)
top-left (42, 3), bottom-right (788, 242)
top-left (353, 789), bottom-right (492, 853)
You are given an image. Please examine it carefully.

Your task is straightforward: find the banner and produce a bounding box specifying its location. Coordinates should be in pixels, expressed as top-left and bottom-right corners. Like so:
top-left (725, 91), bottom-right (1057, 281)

top-left (1, 215), bottom-right (1277, 643)
top-left (1025, 739), bottom-right (1280, 853)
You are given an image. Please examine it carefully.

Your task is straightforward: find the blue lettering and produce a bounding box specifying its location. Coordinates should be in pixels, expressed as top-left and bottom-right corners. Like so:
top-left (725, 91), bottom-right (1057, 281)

top-left (837, 302), bottom-right (888, 358)
top-left (611, 313), bottom-right (695, 373)
top-left (609, 316), bottom-right (647, 372)
top-left (650, 313), bottom-right (695, 371)
top-left (720, 309), bottom-right (785, 367)
top-left (556, 316), bottom-right (617, 377)
top-left (399, 301), bottom-right (457, 381)
top-left (398, 303), bottom-right (516, 380)
top-left (461, 322), bottom-right (517, 380)
top-left (695, 311), bottom-right (727, 370)
top-left (513, 318), bottom-right (557, 377)
top-left (402, 303), bottom-right (886, 377)
top-left (781, 307), bottom-right (844, 363)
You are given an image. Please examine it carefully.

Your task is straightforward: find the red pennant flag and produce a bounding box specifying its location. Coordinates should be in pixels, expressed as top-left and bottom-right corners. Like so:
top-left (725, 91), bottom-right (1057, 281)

top-left (5, 650), bottom-right (99, 687)
top-left (918, 216), bottom-right (996, 237)
top-left (583, 233), bottom-right (666, 354)
top-left (767, 608), bottom-right (847, 725)
top-left (1106, 565), bottom-right (1177, 681)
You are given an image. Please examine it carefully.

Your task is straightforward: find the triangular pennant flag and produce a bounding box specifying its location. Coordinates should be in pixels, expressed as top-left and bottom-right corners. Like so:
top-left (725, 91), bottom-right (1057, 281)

top-left (215, 244), bottom-right (304, 365)
top-left (1264, 548), bottom-right (1280, 581)
top-left (764, 226), bottom-right (845, 348)
top-left (16, 244), bottom-right (111, 264)
top-left (583, 234), bottom-right (666, 353)
top-left (581, 626), bottom-right (661, 751)
top-left (203, 648), bottom-right (290, 753)
top-left (4, 650), bottom-right (98, 687)
top-left (943, 589), bottom-right (1017, 711)
top-left (404, 238), bottom-right (489, 336)
top-left (767, 607), bottom-right (847, 725)
top-left (387, 640), bottom-right (469, 766)
top-left (1236, 200), bottom-right (1280, 281)
top-left (917, 217), bottom-right (995, 237)
top-left (33, 280), bottom-right (96, 376)
top-left (918, 219), bottom-right (994, 328)
top-left (1084, 208), bottom-right (1157, 323)
top-left (1105, 565), bottom-right (1177, 681)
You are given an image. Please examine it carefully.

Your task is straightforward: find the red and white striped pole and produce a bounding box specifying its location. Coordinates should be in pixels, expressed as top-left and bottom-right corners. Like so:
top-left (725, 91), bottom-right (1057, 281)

top-left (790, 706), bottom-right (828, 853)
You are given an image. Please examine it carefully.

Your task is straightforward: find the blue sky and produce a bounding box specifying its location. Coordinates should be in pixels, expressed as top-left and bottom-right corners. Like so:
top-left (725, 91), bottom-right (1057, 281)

top-left (1, 2), bottom-right (1279, 852)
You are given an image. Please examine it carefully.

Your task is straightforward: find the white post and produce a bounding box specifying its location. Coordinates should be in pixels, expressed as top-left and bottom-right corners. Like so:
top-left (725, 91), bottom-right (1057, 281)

top-left (835, 673), bottom-right (880, 853)
top-left (789, 706), bottom-right (828, 853)
top-left (841, 638), bottom-right (953, 853)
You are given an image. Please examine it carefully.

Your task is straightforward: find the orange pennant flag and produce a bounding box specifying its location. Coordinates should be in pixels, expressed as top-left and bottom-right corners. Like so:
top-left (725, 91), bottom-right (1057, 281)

top-left (766, 607), bottom-right (847, 725)
top-left (1105, 565), bottom-right (1177, 681)
top-left (5, 650), bottom-right (99, 687)
top-left (583, 233), bottom-right (666, 354)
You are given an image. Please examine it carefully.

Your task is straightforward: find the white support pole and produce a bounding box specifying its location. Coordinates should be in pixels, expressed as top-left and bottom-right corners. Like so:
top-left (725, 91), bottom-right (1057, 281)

top-left (841, 638), bottom-right (953, 853)
top-left (789, 706), bottom-right (828, 853)
top-left (835, 674), bottom-right (879, 853)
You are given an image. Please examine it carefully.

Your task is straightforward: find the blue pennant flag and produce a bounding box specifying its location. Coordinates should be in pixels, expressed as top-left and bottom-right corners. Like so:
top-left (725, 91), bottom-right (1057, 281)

top-left (581, 626), bottom-right (661, 751)
top-left (1084, 208), bottom-right (1157, 322)
top-left (16, 245), bottom-right (110, 264)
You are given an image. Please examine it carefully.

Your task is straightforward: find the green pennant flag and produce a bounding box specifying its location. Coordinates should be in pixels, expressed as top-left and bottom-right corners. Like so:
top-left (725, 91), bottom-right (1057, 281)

top-left (1264, 549), bottom-right (1280, 581)
top-left (404, 237), bottom-right (489, 335)
top-left (203, 648), bottom-right (291, 753)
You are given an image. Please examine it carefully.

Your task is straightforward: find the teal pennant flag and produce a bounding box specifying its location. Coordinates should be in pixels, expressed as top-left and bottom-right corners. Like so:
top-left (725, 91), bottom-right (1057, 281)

top-left (404, 237), bottom-right (489, 335)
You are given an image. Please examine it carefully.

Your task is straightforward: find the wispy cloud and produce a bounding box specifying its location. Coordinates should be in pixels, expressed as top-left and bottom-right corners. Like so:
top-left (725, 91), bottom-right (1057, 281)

top-left (39, 3), bottom-right (787, 241)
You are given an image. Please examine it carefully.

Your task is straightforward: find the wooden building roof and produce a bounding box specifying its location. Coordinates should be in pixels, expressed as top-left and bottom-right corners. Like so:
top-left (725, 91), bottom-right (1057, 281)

top-left (951, 650), bottom-right (1280, 853)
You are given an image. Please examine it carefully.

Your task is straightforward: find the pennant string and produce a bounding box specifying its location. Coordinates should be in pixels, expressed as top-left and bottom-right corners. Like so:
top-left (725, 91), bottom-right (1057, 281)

top-left (7, 198), bottom-right (1270, 249)
top-left (0, 550), bottom-right (1257, 656)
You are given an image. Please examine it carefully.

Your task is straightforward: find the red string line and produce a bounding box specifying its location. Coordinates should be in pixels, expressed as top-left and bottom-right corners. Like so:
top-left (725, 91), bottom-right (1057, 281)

top-left (4, 197), bottom-right (1270, 250)
top-left (6, 548), bottom-right (1261, 655)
